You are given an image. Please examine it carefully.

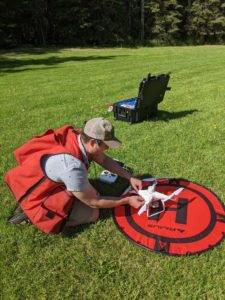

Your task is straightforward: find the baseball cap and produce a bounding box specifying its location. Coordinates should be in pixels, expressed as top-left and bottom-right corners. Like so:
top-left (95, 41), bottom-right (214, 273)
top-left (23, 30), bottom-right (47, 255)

top-left (83, 117), bottom-right (122, 149)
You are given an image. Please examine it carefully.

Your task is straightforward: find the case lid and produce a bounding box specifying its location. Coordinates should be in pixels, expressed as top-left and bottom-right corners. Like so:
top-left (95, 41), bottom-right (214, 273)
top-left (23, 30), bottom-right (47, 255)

top-left (136, 73), bottom-right (171, 109)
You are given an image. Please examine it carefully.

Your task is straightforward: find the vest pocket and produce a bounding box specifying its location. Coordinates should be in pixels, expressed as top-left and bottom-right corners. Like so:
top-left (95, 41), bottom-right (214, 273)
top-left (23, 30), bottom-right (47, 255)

top-left (32, 186), bottom-right (74, 234)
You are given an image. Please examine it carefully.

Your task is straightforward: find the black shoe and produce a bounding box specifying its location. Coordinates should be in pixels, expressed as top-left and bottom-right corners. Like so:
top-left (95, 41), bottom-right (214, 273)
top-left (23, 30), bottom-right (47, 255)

top-left (13, 205), bottom-right (23, 215)
top-left (8, 206), bottom-right (30, 224)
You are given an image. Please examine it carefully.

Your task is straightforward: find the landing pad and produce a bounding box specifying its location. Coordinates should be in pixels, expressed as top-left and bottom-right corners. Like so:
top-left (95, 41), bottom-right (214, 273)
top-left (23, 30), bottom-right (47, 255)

top-left (113, 178), bottom-right (225, 256)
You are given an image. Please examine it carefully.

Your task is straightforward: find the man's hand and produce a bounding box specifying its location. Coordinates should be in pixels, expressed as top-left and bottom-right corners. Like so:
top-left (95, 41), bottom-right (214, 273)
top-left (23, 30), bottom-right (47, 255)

top-left (130, 177), bottom-right (142, 191)
top-left (127, 195), bottom-right (145, 209)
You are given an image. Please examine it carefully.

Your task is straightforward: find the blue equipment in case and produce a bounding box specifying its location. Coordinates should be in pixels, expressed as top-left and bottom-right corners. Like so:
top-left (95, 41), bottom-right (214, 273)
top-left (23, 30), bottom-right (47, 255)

top-left (113, 73), bottom-right (171, 124)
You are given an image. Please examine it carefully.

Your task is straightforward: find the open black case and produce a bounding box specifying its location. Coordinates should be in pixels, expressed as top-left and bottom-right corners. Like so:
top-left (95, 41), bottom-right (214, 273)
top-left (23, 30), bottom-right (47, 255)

top-left (113, 73), bottom-right (171, 124)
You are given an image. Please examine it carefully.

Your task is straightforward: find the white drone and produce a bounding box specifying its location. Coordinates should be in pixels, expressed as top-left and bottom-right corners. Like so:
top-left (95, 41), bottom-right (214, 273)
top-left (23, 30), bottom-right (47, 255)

top-left (137, 182), bottom-right (184, 217)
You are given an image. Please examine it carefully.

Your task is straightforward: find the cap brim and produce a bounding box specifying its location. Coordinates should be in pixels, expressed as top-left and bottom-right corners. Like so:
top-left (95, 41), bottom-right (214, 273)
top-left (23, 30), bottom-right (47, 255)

top-left (104, 138), bottom-right (122, 149)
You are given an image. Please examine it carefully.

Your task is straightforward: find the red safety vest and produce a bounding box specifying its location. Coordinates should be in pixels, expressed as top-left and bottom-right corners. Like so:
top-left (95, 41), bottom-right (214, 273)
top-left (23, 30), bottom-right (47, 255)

top-left (4, 125), bottom-right (88, 234)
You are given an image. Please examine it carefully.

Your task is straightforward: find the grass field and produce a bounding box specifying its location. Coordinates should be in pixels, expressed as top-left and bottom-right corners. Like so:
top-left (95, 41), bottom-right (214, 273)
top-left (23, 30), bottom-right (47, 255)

top-left (0, 46), bottom-right (225, 300)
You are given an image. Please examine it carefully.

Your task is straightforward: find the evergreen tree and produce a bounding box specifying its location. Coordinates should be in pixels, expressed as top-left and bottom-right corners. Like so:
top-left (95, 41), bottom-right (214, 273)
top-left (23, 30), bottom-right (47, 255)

top-left (186, 0), bottom-right (225, 43)
top-left (145, 0), bottom-right (183, 43)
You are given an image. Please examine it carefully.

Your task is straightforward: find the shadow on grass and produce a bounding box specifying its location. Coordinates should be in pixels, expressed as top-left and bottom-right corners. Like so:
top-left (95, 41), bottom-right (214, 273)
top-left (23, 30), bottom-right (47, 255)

top-left (0, 66), bottom-right (59, 74)
top-left (152, 109), bottom-right (198, 122)
top-left (62, 173), bottom-right (153, 238)
top-left (113, 109), bottom-right (198, 125)
top-left (0, 53), bottom-right (125, 74)
top-left (0, 48), bottom-right (63, 55)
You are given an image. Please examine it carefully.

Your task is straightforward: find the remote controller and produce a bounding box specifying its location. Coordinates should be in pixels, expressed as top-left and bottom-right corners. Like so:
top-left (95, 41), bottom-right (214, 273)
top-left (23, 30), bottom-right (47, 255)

top-left (99, 170), bottom-right (118, 184)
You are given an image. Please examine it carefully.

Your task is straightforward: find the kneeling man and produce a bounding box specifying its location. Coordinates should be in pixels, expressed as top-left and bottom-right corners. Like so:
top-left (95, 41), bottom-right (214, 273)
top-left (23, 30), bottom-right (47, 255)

top-left (5, 117), bottom-right (143, 234)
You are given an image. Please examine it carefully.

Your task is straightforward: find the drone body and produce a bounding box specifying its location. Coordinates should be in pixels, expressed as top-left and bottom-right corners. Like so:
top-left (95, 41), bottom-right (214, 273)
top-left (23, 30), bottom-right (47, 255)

top-left (137, 182), bottom-right (184, 217)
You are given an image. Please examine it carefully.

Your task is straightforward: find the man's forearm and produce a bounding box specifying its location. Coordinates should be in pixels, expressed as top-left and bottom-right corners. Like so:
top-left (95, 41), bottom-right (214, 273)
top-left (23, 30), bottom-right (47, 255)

top-left (88, 195), bottom-right (129, 209)
top-left (72, 186), bottom-right (143, 210)
top-left (73, 188), bottom-right (129, 209)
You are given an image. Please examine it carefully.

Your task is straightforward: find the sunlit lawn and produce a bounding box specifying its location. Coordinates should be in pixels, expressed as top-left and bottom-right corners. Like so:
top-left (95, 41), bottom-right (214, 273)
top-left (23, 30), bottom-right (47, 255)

top-left (0, 46), bottom-right (225, 299)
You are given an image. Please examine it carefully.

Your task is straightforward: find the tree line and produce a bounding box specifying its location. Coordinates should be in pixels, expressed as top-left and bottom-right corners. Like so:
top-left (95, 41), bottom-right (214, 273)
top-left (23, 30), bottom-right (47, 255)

top-left (1, 0), bottom-right (225, 48)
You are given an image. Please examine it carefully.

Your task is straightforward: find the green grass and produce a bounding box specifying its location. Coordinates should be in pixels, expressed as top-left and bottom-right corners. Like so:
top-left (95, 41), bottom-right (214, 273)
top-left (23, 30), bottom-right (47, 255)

top-left (0, 46), bottom-right (225, 300)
